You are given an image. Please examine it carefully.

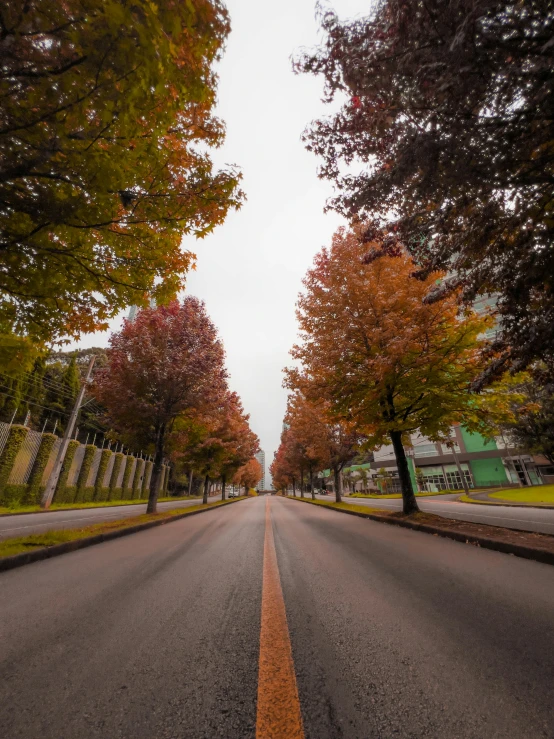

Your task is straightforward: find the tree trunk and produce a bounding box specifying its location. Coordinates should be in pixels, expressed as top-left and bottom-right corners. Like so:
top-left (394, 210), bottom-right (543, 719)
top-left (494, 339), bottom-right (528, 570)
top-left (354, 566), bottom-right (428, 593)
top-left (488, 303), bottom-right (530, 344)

top-left (188, 469), bottom-right (193, 496)
top-left (390, 430), bottom-right (419, 514)
top-left (300, 469), bottom-right (304, 498)
top-left (147, 424), bottom-right (165, 514)
top-left (202, 474), bottom-right (210, 505)
top-left (292, 477), bottom-right (296, 497)
top-left (333, 466), bottom-right (341, 503)
top-left (310, 468), bottom-right (315, 500)
top-left (221, 474), bottom-right (226, 501)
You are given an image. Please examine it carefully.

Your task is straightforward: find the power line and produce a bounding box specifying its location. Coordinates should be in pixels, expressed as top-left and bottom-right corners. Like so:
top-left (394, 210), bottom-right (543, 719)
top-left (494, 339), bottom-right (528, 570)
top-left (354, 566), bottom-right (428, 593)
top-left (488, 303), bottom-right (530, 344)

top-left (0, 370), bottom-right (78, 401)
top-left (0, 388), bottom-right (70, 417)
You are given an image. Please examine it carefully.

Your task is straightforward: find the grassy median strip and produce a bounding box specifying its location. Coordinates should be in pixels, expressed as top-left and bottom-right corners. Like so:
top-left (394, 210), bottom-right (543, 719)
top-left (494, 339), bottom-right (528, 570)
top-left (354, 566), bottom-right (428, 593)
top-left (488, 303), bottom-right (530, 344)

top-left (0, 495), bottom-right (203, 516)
top-left (0, 497), bottom-right (246, 562)
top-left (459, 485), bottom-right (554, 506)
top-left (287, 496), bottom-right (554, 566)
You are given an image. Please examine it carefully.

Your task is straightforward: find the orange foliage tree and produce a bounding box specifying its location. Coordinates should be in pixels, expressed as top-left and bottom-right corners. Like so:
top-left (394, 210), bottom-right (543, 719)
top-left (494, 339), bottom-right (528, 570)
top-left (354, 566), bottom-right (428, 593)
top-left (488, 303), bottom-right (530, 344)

top-left (233, 458), bottom-right (262, 494)
top-left (172, 390), bottom-right (259, 503)
top-left (279, 389), bottom-right (363, 503)
top-left (289, 225), bottom-right (514, 514)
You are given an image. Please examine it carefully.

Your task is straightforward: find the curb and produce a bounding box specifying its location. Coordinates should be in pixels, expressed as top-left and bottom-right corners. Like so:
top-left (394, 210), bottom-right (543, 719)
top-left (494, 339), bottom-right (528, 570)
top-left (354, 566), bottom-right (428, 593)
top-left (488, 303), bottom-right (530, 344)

top-left (459, 497), bottom-right (554, 510)
top-left (287, 497), bottom-right (554, 567)
top-left (0, 497), bottom-right (249, 574)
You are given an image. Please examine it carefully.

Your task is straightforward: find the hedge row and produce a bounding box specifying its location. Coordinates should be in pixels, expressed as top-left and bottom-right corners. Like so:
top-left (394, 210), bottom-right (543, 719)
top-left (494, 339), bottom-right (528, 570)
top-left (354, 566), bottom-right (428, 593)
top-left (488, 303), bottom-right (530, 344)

top-left (0, 426), bottom-right (28, 504)
top-left (0, 429), bottom-right (166, 509)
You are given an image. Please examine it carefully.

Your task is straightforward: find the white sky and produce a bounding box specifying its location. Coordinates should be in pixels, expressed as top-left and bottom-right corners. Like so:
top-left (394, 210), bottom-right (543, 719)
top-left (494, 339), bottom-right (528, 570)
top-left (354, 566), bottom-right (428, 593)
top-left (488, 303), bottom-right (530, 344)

top-left (74, 0), bottom-right (369, 483)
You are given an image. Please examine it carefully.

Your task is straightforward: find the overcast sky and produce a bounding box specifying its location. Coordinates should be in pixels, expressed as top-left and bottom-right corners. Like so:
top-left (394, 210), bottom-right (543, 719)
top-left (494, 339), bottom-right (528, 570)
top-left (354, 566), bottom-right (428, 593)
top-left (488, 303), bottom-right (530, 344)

top-left (75, 0), bottom-right (369, 483)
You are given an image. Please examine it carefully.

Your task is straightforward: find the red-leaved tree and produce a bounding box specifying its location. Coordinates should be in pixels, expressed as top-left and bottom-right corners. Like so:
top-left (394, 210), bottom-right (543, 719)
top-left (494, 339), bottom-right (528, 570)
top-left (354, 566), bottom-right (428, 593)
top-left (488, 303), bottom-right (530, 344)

top-left (94, 299), bottom-right (227, 513)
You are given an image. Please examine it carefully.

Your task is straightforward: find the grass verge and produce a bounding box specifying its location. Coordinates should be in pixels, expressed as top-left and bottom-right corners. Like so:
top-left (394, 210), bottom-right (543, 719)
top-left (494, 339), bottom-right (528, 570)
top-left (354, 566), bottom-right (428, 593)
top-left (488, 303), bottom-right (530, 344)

top-left (0, 497), bottom-right (245, 560)
top-left (0, 495), bottom-right (203, 516)
top-left (489, 486), bottom-right (554, 504)
top-left (459, 486), bottom-right (554, 506)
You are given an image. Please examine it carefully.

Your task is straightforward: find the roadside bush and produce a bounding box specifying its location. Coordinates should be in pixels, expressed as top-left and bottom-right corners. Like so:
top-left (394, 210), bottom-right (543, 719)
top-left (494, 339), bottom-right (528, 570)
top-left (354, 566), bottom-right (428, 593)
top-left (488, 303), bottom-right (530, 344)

top-left (94, 449), bottom-right (112, 501)
top-left (0, 425), bottom-right (28, 502)
top-left (108, 452), bottom-right (124, 500)
top-left (142, 460), bottom-right (153, 496)
top-left (24, 432), bottom-right (57, 504)
top-left (121, 456), bottom-right (135, 498)
top-left (53, 440), bottom-right (80, 503)
top-left (132, 458), bottom-right (145, 499)
top-left (75, 445), bottom-right (96, 502)
top-left (0, 484), bottom-right (28, 507)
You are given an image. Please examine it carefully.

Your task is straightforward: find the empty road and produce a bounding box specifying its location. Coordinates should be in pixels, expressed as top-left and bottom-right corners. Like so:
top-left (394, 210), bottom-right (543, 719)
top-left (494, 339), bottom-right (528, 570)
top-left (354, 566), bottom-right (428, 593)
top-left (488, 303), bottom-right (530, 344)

top-left (1, 496), bottom-right (553, 738)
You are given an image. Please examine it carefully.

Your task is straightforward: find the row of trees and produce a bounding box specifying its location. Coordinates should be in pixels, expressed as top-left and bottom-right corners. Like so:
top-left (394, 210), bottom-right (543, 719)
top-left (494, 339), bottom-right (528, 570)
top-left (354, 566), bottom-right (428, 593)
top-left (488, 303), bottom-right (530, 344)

top-left (272, 226), bottom-right (519, 514)
top-left (93, 298), bottom-right (261, 513)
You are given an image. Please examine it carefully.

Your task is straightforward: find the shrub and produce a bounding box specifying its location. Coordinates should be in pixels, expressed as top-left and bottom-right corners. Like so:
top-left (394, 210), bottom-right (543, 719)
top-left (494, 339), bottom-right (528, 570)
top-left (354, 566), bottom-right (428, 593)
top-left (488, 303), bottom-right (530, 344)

top-left (94, 449), bottom-right (112, 501)
top-left (75, 445), bottom-right (97, 502)
top-left (1, 484), bottom-right (28, 508)
top-left (24, 432), bottom-right (57, 505)
top-left (142, 460), bottom-right (153, 496)
top-left (0, 425), bottom-right (28, 502)
top-left (121, 456), bottom-right (135, 499)
top-left (132, 458), bottom-right (145, 499)
top-left (53, 440), bottom-right (80, 503)
top-left (108, 452), bottom-right (125, 500)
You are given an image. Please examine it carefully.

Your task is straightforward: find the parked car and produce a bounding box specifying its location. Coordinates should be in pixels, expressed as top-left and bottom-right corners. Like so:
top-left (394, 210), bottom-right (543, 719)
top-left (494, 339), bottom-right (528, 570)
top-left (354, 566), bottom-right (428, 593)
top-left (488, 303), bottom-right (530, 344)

top-left (228, 491), bottom-right (238, 498)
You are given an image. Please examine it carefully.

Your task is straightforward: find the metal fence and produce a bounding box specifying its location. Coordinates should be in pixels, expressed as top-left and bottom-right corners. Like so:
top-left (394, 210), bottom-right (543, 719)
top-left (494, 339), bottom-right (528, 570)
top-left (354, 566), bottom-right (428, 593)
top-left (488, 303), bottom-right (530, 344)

top-left (0, 420), bottom-right (150, 493)
top-left (9, 428), bottom-right (43, 485)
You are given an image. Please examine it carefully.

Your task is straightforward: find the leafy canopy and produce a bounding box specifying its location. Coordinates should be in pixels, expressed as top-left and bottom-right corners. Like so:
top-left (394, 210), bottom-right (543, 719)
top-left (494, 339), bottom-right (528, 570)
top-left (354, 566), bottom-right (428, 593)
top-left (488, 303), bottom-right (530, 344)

top-left (1, 0), bottom-right (243, 340)
top-left (296, 0), bottom-right (554, 380)
top-left (289, 226), bottom-right (517, 448)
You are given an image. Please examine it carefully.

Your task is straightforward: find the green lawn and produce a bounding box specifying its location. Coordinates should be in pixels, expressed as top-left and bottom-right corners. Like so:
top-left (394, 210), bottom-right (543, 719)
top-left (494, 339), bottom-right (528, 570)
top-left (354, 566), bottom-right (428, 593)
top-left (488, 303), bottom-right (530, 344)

top-left (0, 497), bottom-right (245, 559)
top-left (489, 485), bottom-right (554, 504)
top-left (0, 495), bottom-right (202, 516)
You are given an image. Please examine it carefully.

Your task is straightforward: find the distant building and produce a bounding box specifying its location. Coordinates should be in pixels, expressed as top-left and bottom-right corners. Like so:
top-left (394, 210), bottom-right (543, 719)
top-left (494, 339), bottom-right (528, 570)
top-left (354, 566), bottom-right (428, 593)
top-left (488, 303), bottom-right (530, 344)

top-left (255, 450), bottom-right (266, 490)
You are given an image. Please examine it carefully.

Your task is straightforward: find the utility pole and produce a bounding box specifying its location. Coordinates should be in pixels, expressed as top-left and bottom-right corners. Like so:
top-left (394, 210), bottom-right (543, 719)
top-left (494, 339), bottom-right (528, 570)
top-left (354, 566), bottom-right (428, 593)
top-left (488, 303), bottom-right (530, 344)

top-left (41, 356), bottom-right (96, 509)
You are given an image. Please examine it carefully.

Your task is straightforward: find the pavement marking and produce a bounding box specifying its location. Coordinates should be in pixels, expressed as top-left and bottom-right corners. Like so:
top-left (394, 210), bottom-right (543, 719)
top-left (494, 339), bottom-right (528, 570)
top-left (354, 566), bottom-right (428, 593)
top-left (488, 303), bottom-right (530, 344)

top-left (256, 497), bottom-right (304, 739)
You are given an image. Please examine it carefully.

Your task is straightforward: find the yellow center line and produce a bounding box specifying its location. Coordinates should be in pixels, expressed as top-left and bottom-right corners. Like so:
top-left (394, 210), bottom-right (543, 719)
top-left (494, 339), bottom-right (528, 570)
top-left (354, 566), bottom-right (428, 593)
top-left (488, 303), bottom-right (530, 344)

top-left (256, 497), bottom-right (304, 739)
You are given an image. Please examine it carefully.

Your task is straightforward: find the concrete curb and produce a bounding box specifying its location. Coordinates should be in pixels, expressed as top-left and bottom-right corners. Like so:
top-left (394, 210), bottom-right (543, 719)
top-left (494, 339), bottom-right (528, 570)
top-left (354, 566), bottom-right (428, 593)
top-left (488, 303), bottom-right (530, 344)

top-left (0, 497), bottom-right (249, 574)
top-left (459, 497), bottom-right (554, 510)
top-left (287, 497), bottom-right (554, 567)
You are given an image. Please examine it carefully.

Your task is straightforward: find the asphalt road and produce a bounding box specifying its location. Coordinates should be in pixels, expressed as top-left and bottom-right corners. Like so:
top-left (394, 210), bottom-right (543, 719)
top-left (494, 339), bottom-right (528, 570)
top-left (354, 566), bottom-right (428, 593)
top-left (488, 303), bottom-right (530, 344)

top-left (1, 496), bottom-right (553, 738)
top-left (314, 492), bottom-right (554, 535)
top-left (0, 495), bottom-right (222, 541)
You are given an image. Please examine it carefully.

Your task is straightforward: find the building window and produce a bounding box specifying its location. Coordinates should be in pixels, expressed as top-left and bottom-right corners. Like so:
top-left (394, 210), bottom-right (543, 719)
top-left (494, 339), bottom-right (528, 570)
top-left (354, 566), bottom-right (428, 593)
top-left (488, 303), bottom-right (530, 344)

top-left (413, 443), bottom-right (438, 458)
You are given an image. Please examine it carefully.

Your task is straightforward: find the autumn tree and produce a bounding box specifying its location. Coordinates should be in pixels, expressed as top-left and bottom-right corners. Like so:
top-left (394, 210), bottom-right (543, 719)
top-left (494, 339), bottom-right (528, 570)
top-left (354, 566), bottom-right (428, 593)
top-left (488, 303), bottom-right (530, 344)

top-left (94, 299), bottom-right (227, 513)
top-left (290, 226), bottom-right (516, 513)
top-left (233, 458), bottom-right (262, 495)
top-left (296, 1), bottom-right (554, 380)
top-left (175, 391), bottom-right (259, 504)
top-left (281, 389), bottom-right (363, 504)
top-left (502, 370), bottom-right (554, 465)
top-left (0, 0), bottom-right (243, 341)
top-left (216, 396), bottom-right (260, 500)
top-left (270, 443), bottom-right (294, 494)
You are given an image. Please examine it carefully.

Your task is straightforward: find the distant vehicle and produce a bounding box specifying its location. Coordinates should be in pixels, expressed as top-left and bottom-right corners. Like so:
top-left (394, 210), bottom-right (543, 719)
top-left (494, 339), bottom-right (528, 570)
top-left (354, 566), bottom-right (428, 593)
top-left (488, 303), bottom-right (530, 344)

top-left (228, 491), bottom-right (238, 498)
